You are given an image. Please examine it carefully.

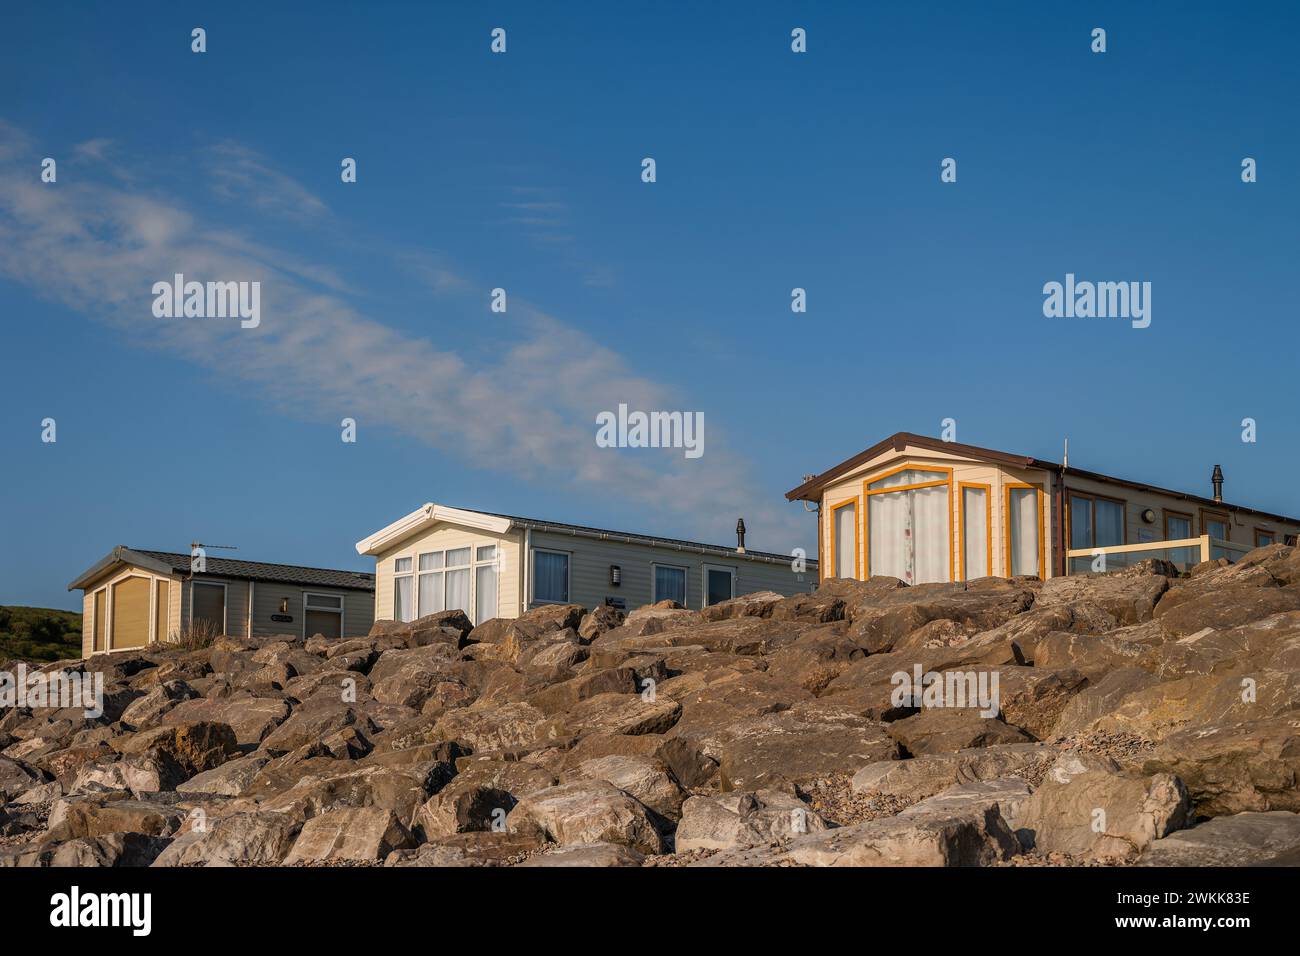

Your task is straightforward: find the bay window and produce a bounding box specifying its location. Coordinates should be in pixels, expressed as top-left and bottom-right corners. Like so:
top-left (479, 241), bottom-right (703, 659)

top-left (865, 466), bottom-right (951, 584)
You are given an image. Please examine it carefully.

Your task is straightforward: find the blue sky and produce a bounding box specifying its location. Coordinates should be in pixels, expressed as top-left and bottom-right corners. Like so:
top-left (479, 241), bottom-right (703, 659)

top-left (3, 2), bottom-right (1299, 610)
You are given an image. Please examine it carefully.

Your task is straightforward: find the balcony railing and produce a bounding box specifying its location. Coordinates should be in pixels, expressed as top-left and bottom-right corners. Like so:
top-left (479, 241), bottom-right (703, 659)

top-left (1065, 535), bottom-right (1250, 575)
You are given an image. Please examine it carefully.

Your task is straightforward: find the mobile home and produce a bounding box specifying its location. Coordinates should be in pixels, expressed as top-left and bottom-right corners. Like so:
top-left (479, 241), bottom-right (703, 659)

top-left (786, 432), bottom-right (1300, 584)
top-left (355, 504), bottom-right (817, 625)
top-left (68, 546), bottom-right (376, 655)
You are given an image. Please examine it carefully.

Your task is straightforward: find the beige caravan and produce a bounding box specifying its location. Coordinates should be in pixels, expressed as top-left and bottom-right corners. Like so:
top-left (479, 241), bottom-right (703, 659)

top-left (68, 547), bottom-right (375, 656)
top-left (356, 504), bottom-right (817, 626)
top-left (786, 432), bottom-right (1300, 584)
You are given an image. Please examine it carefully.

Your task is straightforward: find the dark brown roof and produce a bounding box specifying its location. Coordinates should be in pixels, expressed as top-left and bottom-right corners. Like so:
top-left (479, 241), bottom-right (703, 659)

top-left (785, 432), bottom-right (1300, 526)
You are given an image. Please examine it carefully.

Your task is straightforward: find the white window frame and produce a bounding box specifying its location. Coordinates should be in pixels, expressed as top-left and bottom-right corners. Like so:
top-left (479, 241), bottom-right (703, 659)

top-left (701, 563), bottom-right (736, 606)
top-left (531, 547), bottom-right (572, 605)
top-left (188, 579), bottom-right (229, 635)
top-left (302, 590), bottom-right (346, 639)
top-left (393, 556), bottom-right (414, 622)
top-left (651, 562), bottom-right (689, 606)
top-left (415, 551), bottom-right (445, 618)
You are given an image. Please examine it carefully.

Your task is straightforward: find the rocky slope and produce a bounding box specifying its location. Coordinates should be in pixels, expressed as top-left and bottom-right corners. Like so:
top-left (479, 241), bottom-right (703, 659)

top-left (5, 544), bottom-right (1300, 867)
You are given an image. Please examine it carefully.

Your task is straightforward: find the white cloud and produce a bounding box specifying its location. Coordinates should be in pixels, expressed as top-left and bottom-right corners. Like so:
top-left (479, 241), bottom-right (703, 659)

top-left (205, 140), bottom-right (328, 221)
top-left (0, 123), bottom-right (808, 550)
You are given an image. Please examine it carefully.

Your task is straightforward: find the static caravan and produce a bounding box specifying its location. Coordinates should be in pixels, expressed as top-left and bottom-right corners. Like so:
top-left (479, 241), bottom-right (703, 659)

top-left (68, 546), bottom-right (376, 655)
top-left (355, 504), bottom-right (817, 626)
top-left (786, 432), bottom-right (1300, 584)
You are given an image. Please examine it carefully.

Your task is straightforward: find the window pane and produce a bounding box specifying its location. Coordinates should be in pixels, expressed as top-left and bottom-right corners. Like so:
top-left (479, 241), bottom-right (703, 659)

top-left (192, 583), bottom-right (225, 631)
top-left (961, 487), bottom-right (988, 580)
top-left (394, 557), bottom-right (412, 573)
top-left (911, 484), bottom-right (950, 585)
top-left (705, 568), bottom-right (733, 606)
top-left (654, 566), bottom-right (687, 605)
top-left (304, 608), bottom-right (342, 639)
top-left (1069, 496), bottom-right (1093, 549)
top-left (834, 502), bottom-right (856, 578)
top-left (476, 544), bottom-right (497, 562)
top-left (446, 547), bottom-right (471, 568)
top-left (1205, 519), bottom-right (1227, 539)
top-left (868, 468), bottom-right (948, 491)
top-left (475, 563), bottom-right (498, 624)
top-left (868, 485), bottom-right (949, 585)
top-left (1166, 515), bottom-right (1191, 538)
top-left (869, 490), bottom-right (908, 580)
top-left (418, 571), bottom-right (444, 615)
top-left (446, 568), bottom-right (471, 613)
top-left (305, 593), bottom-right (342, 609)
top-left (1009, 488), bottom-right (1040, 577)
top-left (1094, 499), bottom-right (1124, 547)
top-left (419, 552), bottom-right (443, 571)
top-left (533, 551), bottom-right (569, 603)
top-left (394, 576), bottom-right (413, 623)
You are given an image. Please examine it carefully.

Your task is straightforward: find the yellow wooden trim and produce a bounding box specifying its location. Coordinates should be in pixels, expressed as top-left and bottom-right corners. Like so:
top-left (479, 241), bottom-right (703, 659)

top-left (1067, 535), bottom-right (1205, 558)
top-left (958, 481), bottom-right (992, 581)
top-left (1004, 482), bottom-right (1045, 580)
top-left (829, 496), bottom-right (861, 579)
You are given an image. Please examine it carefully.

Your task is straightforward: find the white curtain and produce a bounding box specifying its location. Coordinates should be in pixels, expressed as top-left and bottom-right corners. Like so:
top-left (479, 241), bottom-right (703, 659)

top-left (418, 571), bottom-right (444, 616)
top-left (475, 564), bottom-right (497, 624)
top-left (654, 566), bottom-right (686, 605)
top-left (1009, 488), bottom-right (1040, 576)
top-left (835, 503), bottom-right (856, 578)
top-left (446, 568), bottom-right (471, 614)
top-left (911, 485), bottom-right (950, 584)
top-left (962, 487), bottom-right (988, 579)
top-left (869, 486), bottom-right (949, 584)
top-left (869, 490), bottom-right (909, 580)
top-left (394, 576), bottom-right (413, 623)
top-left (534, 551), bottom-right (569, 603)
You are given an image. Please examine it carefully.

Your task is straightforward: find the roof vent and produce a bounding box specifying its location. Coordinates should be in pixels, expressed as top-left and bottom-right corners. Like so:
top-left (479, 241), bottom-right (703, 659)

top-left (1212, 464), bottom-right (1224, 502)
top-left (736, 518), bottom-right (747, 554)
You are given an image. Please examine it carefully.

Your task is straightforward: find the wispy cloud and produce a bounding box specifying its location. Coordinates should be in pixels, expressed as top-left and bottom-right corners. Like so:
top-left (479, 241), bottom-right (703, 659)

top-left (72, 138), bottom-right (113, 162)
top-left (205, 140), bottom-right (328, 221)
top-left (0, 121), bottom-right (805, 548)
top-left (402, 250), bottom-right (471, 295)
